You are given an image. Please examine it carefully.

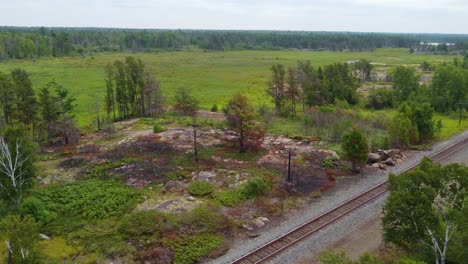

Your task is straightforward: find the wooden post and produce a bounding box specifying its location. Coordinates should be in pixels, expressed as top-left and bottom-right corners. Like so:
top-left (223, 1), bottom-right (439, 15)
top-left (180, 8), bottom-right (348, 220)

top-left (457, 103), bottom-right (467, 126)
top-left (193, 125), bottom-right (198, 163)
top-left (460, 104), bottom-right (463, 126)
top-left (287, 148), bottom-right (292, 182)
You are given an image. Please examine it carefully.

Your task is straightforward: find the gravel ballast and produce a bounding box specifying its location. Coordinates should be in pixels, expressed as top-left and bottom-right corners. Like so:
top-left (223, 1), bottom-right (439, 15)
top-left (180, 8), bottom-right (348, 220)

top-left (207, 131), bottom-right (468, 264)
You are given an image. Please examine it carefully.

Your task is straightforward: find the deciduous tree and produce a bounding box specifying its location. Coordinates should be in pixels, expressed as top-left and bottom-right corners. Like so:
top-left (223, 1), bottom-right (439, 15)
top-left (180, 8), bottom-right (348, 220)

top-left (0, 126), bottom-right (35, 205)
top-left (383, 159), bottom-right (468, 264)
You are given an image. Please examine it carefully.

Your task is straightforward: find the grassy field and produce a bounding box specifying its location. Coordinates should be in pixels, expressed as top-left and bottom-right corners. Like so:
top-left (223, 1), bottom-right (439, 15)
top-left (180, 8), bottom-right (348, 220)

top-left (0, 48), bottom-right (458, 126)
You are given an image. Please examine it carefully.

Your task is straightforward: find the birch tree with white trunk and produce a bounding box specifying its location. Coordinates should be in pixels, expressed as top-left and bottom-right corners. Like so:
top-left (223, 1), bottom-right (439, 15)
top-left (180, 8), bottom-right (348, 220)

top-left (383, 158), bottom-right (467, 264)
top-left (0, 136), bottom-right (32, 205)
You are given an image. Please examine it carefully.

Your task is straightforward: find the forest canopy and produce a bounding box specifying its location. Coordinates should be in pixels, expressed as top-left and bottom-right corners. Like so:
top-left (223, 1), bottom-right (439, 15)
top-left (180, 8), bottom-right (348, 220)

top-left (1, 27), bottom-right (468, 60)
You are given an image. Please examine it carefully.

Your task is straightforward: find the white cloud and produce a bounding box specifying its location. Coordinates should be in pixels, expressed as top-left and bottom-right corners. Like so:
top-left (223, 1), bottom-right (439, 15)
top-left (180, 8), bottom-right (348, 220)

top-left (0, 0), bottom-right (467, 33)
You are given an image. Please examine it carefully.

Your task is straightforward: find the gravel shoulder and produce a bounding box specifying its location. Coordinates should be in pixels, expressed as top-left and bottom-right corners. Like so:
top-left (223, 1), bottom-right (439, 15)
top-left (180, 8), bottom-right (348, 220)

top-left (207, 130), bottom-right (468, 264)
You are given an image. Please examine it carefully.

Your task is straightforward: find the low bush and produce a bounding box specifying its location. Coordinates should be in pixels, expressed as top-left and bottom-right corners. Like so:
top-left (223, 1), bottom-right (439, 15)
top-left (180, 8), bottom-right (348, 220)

top-left (210, 104), bottom-right (218, 112)
top-left (118, 210), bottom-right (166, 240)
top-left (180, 205), bottom-right (228, 233)
top-left (242, 177), bottom-right (270, 199)
top-left (69, 218), bottom-right (132, 257)
top-left (153, 124), bottom-right (165, 133)
top-left (19, 197), bottom-right (55, 225)
top-left (370, 132), bottom-right (390, 151)
top-left (163, 234), bottom-right (224, 264)
top-left (188, 181), bottom-right (215, 197)
top-left (215, 190), bottom-right (244, 207)
top-left (32, 179), bottom-right (141, 220)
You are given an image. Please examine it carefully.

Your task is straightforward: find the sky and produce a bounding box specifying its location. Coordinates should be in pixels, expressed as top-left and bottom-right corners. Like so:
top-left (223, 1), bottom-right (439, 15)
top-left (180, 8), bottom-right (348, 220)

top-left (1, 0), bottom-right (467, 34)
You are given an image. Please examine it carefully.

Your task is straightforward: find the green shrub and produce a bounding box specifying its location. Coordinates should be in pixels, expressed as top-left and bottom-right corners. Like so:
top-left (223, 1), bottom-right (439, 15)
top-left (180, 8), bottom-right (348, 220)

top-left (241, 177), bottom-right (270, 199)
top-left (0, 215), bottom-right (43, 264)
top-left (180, 205), bottom-right (227, 233)
top-left (370, 132), bottom-right (390, 152)
top-left (210, 104), bottom-right (218, 112)
top-left (69, 218), bottom-right (132, 256)
top-left (342, 127), bottom-right (369, 172)
top-left (19, 197), bottom-right (55, 225)
top-left (322, 156), bottom-right (339, 168)
top-left (118, 210), bottom-right (165, 240)
top-left (163, 234), bottom-right (224, 264)
top-left (153, 124), bottom-right (165, 133)
top-left (188, 181), bottom-right (215, 197)
top-left (33, 180), bottom-right (141, 220)
top-left (215, 190), bottom-right (244, 207)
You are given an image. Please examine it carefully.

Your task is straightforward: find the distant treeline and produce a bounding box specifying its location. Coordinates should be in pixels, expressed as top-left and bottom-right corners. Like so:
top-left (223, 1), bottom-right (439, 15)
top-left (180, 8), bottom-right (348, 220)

top-left (1, 27), bottom-right (468, 60)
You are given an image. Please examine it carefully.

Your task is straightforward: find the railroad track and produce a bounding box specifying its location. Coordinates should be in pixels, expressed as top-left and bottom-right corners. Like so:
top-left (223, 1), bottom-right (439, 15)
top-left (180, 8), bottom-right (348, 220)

top-left (232, 136), bottom-right (468, 264)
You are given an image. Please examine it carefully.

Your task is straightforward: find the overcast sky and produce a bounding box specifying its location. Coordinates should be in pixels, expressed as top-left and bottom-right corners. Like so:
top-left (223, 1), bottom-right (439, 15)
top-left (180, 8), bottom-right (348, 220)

top-left (1, 0), bottom-right (467, 34)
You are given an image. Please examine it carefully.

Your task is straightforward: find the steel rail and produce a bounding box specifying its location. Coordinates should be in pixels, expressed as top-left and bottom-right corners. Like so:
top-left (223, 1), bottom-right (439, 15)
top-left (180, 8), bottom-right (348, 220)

top-left (231, 136), bottom-right (468, 264)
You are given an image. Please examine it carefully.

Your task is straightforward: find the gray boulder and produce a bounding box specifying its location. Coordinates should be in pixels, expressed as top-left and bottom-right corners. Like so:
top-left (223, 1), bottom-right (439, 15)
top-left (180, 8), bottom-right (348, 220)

top-left (367, 153), bottom-right (381, 163)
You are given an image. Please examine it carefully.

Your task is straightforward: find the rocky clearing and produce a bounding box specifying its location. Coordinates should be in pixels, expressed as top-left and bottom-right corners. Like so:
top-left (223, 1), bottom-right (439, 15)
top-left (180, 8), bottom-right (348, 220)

top-left (35, 116), bottom-right (424, 263)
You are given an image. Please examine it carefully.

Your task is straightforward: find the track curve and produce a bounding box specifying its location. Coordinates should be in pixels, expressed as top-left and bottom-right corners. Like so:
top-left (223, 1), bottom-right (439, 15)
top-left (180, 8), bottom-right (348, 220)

top-left (231, 136), bottom-right (468, 264)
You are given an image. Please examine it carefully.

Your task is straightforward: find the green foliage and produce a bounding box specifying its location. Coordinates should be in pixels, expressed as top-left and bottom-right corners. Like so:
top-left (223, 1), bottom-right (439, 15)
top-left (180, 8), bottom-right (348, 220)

top-left (341, 127), bottom-right (369, 172)
top-left (224, 93), bottom-right (257, 152)
top-left (0, 49), bottom-right (459, 127)
top-left (188, 181), bottom-right (215, 197)
top-left (389, 106), bottom-right (417, 147)
top-left (241, 177), bottom-right (270, 199)
top-left (215, 189), bottom-right (245, 207)
top-left (359, 253), bottom-right (384, 264)
top-left (32, 179), bottom-right (140, 220)
top-left (0, 215), bottom-right (42, 264)
top-left (39, 237), bottom-right (79, 261)
top-left (163, 234), bottom-right (224, 264)
top-left (210, 104), bottom-right (218, 112)
top-left (180, 205), bottom-right (228, 233)
top-left (118, 210), bottom-right (165, 240)
top-left (409, 102), bottom-right (434, 142)
top-left (369, 132), bottom-right (390, 152)
top-left (430, 65), bottom-right (468, 113)
top-left (319, 251), bottom-right (385, 264)
top-left (69, 218), bottom-right (132, 257)
top-left (0, 125), bottom-right (36, 206)
top-left (388, 102), bottom-right (434, 147)
top-left (382, 159), bottom-right (468, 264)
top-left (19, 197), bottom-right (54, 225)
top-left (392, 66), bottom-right (420, 103)
top-left (153, 124), bottom-right (165, 133)
top-left (322, 156), bottom-right (339, 168)
top-left (174, 87), bottom-right (199, 116)
top-left (394, 258), bottom-right (427, 264)
top-left (366, 88), bottom-right (394, 109)
top-left (319, 250), bottom-right (354, 264)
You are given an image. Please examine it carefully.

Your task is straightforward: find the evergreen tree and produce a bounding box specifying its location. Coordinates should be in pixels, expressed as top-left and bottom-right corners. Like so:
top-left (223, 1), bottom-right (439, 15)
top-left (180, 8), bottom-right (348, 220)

top-left (286, 67), bottom-right (300, 116)
top-left (104, 63), bottom-right (115, 120)
top-left (113, 60), bottom-right (128, 119)
top-left (267, 64), bottom-right (286, 113)
top-left (11, 69), bottom-right (37, 126)
top-left (0, 71), bottom-right (15, 124)
top-left (174, 87), bottom-right (199, 116)
top-left (224, 94), bottom-right (256, 153)
top-left (341, 127), bottom-right (369, 173)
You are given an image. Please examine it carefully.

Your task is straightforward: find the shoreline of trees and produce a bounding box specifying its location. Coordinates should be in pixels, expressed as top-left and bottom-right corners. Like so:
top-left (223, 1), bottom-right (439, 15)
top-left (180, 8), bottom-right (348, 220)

top-left (3, 27), bottom-right (468, 60)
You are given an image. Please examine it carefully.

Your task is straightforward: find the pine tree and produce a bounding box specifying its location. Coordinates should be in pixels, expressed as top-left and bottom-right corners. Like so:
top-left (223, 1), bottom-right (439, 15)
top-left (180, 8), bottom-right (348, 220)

top-left (224, 94), bottom-right (256, 153)
top-left (342, 127), bottom-right (369, 173)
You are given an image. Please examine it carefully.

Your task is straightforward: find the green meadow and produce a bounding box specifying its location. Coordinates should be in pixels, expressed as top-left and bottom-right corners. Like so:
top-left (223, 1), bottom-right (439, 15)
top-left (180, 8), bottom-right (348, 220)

top-left (0, 48), bottom-right (458, 126)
